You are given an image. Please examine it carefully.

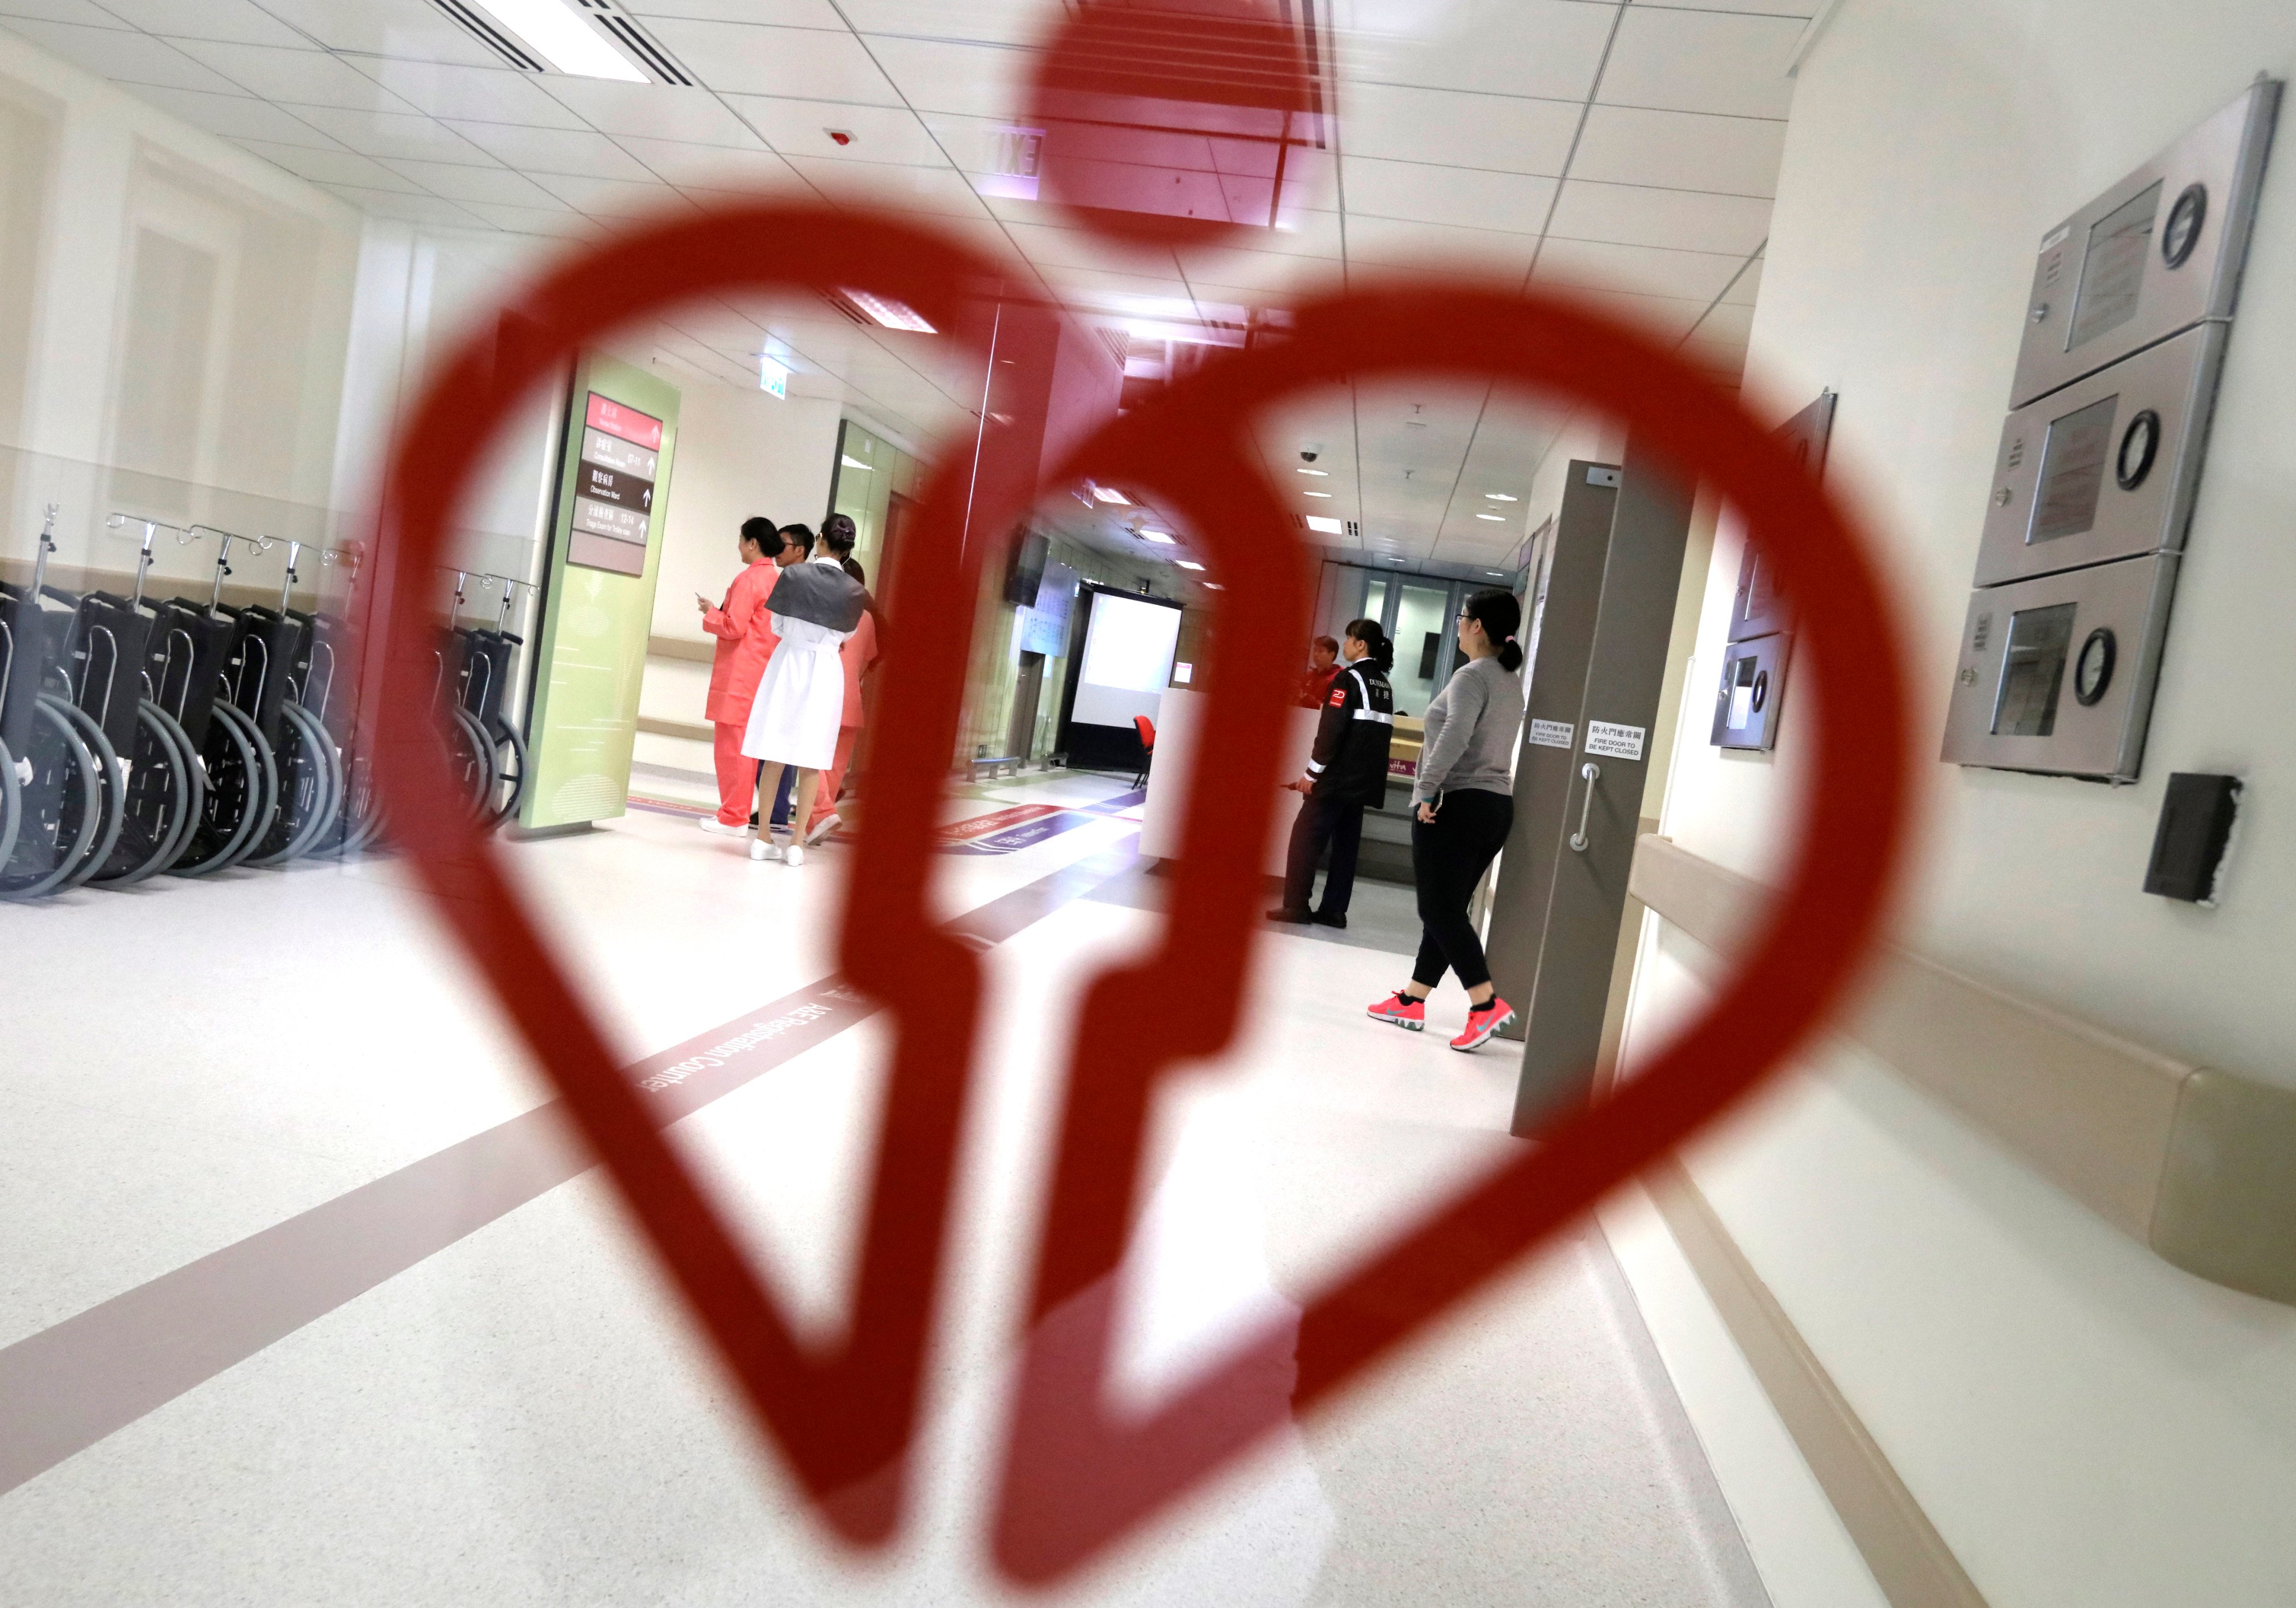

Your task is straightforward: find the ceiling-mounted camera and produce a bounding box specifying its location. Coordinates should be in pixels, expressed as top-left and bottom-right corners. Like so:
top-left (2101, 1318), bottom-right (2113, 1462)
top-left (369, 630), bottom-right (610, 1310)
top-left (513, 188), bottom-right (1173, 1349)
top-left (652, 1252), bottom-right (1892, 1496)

top-left (1299, 443), bottom-right (1321, 463)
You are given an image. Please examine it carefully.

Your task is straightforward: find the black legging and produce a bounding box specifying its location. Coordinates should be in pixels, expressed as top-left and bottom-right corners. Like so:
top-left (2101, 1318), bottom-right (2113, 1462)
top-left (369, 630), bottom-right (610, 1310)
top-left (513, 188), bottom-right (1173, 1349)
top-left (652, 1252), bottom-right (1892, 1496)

top-left (1409, 787), bottom-right (1513, 991)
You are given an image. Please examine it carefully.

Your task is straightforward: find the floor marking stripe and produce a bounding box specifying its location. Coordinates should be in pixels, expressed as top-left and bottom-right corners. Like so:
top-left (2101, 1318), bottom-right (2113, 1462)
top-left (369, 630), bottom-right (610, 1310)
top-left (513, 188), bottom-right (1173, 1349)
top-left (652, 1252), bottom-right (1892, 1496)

top-left (0, 839), bottom-right (1139, 1497)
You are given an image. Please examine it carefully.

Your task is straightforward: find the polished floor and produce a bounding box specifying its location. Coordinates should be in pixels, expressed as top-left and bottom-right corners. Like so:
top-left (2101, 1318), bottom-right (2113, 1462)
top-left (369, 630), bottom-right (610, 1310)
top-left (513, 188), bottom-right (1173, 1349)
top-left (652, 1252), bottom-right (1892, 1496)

top-left (0, 770), bottom-right (1769, 1605)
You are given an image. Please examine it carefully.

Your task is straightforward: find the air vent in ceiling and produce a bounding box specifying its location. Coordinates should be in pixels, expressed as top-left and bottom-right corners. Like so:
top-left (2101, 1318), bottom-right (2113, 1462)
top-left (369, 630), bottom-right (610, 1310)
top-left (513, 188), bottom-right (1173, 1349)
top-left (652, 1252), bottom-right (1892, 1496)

top-left (423, 0), bottom-right (544, 71)
top-left (1094, 325), bottom-right (1130, 367)
top-left (571, 0), bottom-right (697, 86)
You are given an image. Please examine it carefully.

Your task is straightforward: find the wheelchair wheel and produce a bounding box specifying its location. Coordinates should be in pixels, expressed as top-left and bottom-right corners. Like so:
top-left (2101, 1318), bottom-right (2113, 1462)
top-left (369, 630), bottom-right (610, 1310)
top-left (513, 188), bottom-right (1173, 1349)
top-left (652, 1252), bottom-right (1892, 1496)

top-left (146, 704), bottom-right (207, 872)
top-left (209, 703), bottom-right (279, 872)
top-left (243, 703), bottom-right (332, 867)
top-left (174, 701), bottom-right (267, 876)
top-left (0, 734), bottom-right (20, 870)
top-left (279, 703), bottom-right (342, 862)
top-left (0, 699), bottom-right (102, 899)
top-left (43, 695), bottom-right (124, 893)
top-left (488, 722), bottom-right (528, 827)
top-left (335, 750), bottom-right (382, 855)
top-left (446, 707), bottom-right (497, 822)
top-left (90, 701), bottom-right (196, 886)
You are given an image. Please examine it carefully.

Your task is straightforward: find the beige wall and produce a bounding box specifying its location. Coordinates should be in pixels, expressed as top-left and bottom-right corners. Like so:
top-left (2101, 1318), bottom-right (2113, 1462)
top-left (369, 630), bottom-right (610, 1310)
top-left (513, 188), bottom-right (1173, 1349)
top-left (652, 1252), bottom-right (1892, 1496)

top-left (1621, 4), bottom-right (2296, 1604)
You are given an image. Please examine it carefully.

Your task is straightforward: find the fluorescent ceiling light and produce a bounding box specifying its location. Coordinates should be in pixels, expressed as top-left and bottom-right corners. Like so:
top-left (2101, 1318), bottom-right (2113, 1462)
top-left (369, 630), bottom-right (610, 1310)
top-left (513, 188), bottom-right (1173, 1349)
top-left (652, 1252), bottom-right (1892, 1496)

top-left (475, 0), bottom-right (646, 80)
top-left (1303, 491), bottom-right (1332, 498)
top-left (840, 455), bottom-right (873, 470)
top-left (1202, 581), bottom-right (1224, 590)
top-left (1136, 528), bottom-right (1176, 545)
top-left (1476, 513), bottom-right (1505, 521)
top-left (1304, 515), bottom-right (1344, 534)
top-left (838, 287), bottom-right (936, 332)
top-left (1483, 492), bottom-right (1518, 502)
top-left (1297, 468), bottom-right (1328, 477)
top-left (1091, 484), bottom-right (1131, 505)
top-left (1174, 560), bottom-right (1205, 571)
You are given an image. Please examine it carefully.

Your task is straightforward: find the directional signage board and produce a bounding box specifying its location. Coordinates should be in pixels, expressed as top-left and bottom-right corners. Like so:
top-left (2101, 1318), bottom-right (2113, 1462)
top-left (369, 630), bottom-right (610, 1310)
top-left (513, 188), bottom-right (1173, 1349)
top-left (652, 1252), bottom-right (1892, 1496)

top-left (568, 392), bottom-right (664, 577)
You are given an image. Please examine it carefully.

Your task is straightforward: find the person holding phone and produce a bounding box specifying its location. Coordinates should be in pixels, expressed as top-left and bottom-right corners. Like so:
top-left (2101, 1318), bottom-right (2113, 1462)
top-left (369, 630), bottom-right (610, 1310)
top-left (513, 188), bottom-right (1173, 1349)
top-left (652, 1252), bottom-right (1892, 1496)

top-left (696, 516), bottom-right (785, 837)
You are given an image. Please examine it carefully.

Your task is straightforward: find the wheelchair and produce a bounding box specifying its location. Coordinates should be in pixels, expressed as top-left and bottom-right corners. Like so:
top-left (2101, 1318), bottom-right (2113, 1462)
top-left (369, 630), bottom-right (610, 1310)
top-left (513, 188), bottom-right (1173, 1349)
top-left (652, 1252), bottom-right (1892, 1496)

top-left (159, 527), bottom-right (279, 877)
top-left (452, 574), bottom-right (532, 827)
top-left (0, 507), bottom-right (123, 899)
top-left (221, 540), bottom-right (343, 868)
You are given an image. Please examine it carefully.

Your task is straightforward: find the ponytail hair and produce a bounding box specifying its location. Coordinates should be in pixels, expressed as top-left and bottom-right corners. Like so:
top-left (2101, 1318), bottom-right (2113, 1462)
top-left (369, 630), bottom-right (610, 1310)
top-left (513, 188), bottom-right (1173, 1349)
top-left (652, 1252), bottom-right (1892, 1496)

top-left (1462, 588), bottom-right (1524, 673)
top-left (1343, 617), bottom-right (1393, 673)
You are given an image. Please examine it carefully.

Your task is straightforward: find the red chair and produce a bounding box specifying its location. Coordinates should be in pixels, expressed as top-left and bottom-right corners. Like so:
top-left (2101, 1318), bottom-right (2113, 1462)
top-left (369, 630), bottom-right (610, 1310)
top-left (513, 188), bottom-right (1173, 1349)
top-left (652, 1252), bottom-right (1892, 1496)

top-left (1131, 715), bottom-right (1156, 788)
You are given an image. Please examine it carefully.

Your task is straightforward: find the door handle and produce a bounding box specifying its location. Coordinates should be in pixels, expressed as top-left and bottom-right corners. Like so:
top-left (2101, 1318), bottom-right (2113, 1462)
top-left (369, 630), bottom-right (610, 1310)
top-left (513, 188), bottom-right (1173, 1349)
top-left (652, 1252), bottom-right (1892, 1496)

top-left (1568, 761), bottom-right (1600, 852)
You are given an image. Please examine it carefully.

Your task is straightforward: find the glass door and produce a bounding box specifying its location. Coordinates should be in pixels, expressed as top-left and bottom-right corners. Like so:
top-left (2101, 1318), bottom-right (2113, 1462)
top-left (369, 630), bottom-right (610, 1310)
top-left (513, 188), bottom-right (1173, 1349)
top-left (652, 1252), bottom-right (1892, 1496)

top-left (1388, 579), bottom-right (1456, 718)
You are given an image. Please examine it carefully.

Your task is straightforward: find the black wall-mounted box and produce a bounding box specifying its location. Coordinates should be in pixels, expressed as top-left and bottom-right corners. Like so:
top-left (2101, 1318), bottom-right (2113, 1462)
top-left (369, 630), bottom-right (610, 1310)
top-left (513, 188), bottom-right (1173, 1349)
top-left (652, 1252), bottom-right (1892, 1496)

top-left (2144, 773), bottom-right (2241, 903)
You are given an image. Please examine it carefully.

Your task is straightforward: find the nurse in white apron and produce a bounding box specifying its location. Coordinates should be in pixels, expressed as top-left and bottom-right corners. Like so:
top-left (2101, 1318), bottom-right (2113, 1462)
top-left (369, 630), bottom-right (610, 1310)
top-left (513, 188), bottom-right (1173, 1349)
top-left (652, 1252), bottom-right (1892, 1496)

top-left (742, 537), bottom-right (867, 866)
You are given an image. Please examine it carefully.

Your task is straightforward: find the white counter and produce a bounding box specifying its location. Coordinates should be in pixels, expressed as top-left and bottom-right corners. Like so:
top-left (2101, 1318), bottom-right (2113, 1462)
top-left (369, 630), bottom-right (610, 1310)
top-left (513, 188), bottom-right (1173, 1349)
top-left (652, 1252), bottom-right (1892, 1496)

top-left (1137, 687), bottom-right (1325, 876)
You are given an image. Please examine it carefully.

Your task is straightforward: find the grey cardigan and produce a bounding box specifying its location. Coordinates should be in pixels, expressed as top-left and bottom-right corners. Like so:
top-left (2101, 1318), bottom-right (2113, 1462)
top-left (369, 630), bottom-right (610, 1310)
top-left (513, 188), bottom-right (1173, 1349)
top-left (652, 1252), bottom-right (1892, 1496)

top-left (1413, 654), bottom-right (1523, 805)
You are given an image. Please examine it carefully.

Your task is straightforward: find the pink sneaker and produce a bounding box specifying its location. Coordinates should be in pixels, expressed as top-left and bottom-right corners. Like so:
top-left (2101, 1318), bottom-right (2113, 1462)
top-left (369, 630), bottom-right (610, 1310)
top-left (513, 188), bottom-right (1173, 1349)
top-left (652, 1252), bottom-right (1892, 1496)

top-left (1450, 996), bottom-right (1516, 1051)
top-left (1366, 990), bottom-right (1425, 1032)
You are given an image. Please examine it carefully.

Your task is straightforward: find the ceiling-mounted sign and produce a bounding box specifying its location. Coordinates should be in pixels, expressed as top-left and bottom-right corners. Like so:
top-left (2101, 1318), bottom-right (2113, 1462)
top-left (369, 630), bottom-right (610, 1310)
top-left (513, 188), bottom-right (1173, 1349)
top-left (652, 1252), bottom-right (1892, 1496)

top-left (568, 392), bottom-right (662, 577)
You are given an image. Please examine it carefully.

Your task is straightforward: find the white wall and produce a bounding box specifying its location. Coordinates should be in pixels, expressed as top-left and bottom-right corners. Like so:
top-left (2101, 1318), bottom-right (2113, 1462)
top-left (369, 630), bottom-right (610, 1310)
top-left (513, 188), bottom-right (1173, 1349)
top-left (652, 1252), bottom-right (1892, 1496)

top-left (647, 378), bottom-right (843, 644)
top-left (1623, 4), bottom-right (2296, 1604)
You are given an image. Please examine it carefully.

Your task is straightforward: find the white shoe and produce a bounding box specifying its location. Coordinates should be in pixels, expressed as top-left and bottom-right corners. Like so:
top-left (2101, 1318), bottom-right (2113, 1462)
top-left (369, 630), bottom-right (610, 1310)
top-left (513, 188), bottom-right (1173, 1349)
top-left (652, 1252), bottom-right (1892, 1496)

top-left (700, 817), bottom-right (748, 838)
top-left (804, 812), bottom-right (840, 845)
top-left (783, 843), bottom-right (806, 868)
top-left (749, 838), bottom-right (782, 861)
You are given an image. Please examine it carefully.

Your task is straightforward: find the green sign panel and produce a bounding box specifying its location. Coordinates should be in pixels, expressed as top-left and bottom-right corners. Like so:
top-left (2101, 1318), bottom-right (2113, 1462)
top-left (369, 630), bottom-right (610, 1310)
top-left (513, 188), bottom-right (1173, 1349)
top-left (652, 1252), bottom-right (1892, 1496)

top-left (520, 352), bottom-right (680, 829)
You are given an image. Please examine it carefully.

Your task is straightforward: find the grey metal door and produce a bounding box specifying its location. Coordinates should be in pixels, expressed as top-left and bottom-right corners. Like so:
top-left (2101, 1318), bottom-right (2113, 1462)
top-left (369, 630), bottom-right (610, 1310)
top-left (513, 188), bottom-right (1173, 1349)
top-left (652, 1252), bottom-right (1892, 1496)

top-left (1480, 446), bottom-right (1695, 1136)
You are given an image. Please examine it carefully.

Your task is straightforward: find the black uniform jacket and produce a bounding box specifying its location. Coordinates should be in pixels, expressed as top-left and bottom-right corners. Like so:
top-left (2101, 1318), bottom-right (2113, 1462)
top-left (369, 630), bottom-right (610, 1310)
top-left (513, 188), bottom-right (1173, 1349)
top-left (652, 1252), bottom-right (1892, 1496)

top-left (1304, 659), bottom-right (1394, 804)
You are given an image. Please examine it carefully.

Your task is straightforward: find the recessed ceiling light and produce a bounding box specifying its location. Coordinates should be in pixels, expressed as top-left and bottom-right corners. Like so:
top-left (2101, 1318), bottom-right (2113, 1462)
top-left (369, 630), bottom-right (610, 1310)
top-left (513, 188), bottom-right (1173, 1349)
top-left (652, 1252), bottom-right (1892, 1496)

top-left (1136, 528), bottom-right (1176, 545)
top-left (1175, 560), bottom-right (1205, 571)
top-left (1483, 492), bottom-right (1519, 502)
top-left (837, 287), bottom-right (935, 332)
top-left (1303, 491), bottom-right (1333, 498)
top-left (1202, 581), bottom-right (1225, 590)
top-left (839, 455), bottom-right (872, 470)
top-left (1304, 515), bottom-right (1344, 534)
top-left (1091, 484), bottom-right (1131, 505)
top-left (474, 0), bottom-right (647, 80)
top-left (1476, 513), bottom-right (1505, 521)
top-left (1297, 468), bottom-right (1328, 477)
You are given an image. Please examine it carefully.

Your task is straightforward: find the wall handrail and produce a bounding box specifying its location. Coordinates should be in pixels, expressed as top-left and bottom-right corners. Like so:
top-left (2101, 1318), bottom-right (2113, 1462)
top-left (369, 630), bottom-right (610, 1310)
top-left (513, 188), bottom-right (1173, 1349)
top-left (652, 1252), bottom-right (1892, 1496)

top-left (1630, 834), bottom-right (2296, 1307)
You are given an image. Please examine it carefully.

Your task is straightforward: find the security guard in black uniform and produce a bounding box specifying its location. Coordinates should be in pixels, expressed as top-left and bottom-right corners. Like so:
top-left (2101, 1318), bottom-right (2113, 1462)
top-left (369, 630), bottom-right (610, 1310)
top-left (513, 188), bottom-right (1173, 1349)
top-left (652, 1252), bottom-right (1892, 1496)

top-left (1268, 618), bottom-right (1395, 929)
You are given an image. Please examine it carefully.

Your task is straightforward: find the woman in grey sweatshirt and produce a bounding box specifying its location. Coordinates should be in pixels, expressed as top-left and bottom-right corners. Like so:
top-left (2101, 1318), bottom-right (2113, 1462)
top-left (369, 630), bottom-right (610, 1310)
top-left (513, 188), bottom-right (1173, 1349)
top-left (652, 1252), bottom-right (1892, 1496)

top-left (1366, 588), bottom-right (1526, 1051)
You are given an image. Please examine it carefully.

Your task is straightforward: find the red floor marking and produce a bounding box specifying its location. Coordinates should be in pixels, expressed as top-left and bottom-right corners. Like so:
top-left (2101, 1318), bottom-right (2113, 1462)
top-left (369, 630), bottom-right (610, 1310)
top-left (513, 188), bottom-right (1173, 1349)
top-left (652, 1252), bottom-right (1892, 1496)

top-left (370, 202), bottom-right (1911, 1584)
top-left (934, 803), bottom-right (1063, 843)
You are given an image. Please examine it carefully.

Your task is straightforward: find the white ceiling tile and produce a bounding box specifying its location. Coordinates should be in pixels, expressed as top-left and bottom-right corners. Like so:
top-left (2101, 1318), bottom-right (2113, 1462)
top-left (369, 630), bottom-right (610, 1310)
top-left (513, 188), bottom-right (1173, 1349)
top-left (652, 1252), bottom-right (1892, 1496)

top-left (1345, 214), bottom-right (1538, 276)
top-left (1168, 248), bottom-right (1320, 297)
top-left (237, 138), bottom-right (425, 192)
top-left (442, 119), bottom-right (655, 178)
top-left (776, 155), bottom-right (994, 219)
top-left (1547, 179), bottom-right (1770, 256)
top-left (123, 85), bottom-right (348, 146)
top-left (1530, 236), bottom-right (1748, 303)
top-left (1722, 255), bottom-right (1762, 305)
top-left (98, 0), bottom-right (308, 46)
top-left (3, 19), bottom-right (244, 91)
top-left (1596, 7), bottom-right (1803, 121)
top-left (837, 0), bottom-right (1048, 44)
top-left (1341, 155), bottom-right (1554, 234)
top-left (456, 200), bottom-right (610, 239)
top-left (0, 1), bottom-right (121, 24)
top-left (1642, 0), bottom-right (1813, 16)
top-left (862, 33), bottom-right (1030, 119)
top-left (248, 0), bottom-right (507, 67)
top-left (619, 136), bottom-right (798, 193)
top-left (290, 105), bottom-right (497, 165)
top-left (1686, 298), bottom-right (1755, 345)
top-left (172, 40), bottom-right (423, 111)
top-left (540, 78), bottom-right (766, 146)
top-left (377, 156), bottom-right (569, 207)
top-left (347, 59), bottom-right (587, 127)
top-left (622, 0), bottom-right (843, 23)
top-left (530, 172), bottom-right (700, 220)
top-left (320, 184), bottom-right (491, 228)
top-left (1544, 284), bottom-right (1710, 341)
top-left (1337, 0), bottom-right (1612, 101)
top-left (640, 18), bottom-right (901, 103)
top-left (727, 95), bottom-right (942, 165)
top-left (1338, 83), bottom-right (1578, 175)
top-left (1569, 104), bottom-right (1785, 197)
